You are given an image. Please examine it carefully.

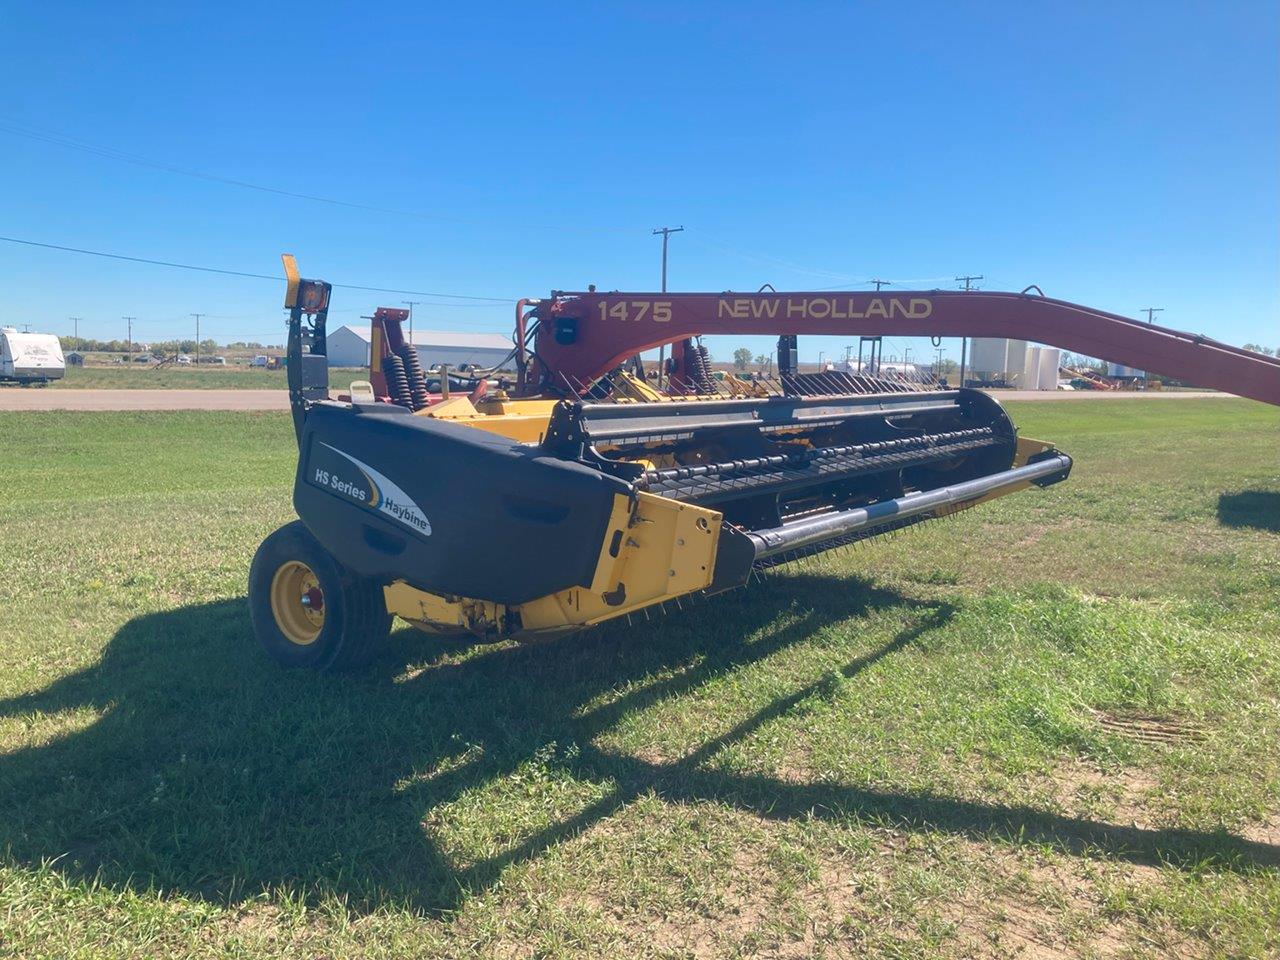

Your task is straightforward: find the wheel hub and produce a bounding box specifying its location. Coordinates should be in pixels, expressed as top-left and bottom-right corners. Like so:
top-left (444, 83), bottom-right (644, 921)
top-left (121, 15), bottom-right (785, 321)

top-left (269, 560), bottom-right (325, 645)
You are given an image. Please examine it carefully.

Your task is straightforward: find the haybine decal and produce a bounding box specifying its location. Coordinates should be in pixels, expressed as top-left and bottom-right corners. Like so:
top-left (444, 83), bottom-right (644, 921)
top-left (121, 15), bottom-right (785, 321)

top-left (308, 442), bottom-right (432, 537)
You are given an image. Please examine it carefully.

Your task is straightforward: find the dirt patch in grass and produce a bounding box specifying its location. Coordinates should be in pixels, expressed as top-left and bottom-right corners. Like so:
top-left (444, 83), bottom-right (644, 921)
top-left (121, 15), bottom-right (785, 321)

top-left (939, 849), bottom-right (1205, 960)
top-left (1040, 758), bottom-right (1162, 830)
top-left (1241, 814), bottom-right (1280, 847)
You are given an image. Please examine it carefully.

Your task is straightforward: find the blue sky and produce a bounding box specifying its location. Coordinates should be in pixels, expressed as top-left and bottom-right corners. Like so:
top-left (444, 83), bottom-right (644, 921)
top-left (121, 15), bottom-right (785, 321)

top-left (0, 1), bottom-right (1276, 363)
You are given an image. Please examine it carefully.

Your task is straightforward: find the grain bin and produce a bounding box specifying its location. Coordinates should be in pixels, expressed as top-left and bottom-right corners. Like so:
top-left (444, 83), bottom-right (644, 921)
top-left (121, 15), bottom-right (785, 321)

top-left (970, 338), bottom-right (1009, 376)
top-left (1021, 345), bottom-right (1042, 389)
top-left (1037, 347), bottom-right (1062, 390)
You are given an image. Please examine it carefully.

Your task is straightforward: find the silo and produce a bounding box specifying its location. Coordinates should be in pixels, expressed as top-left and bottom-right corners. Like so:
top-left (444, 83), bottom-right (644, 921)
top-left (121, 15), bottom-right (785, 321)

top-left (1037, 348), bottom-right (1061, 390)
top-left (1021, 346), bottom-right (1042, 389)
top-left (969, 338), bottom-right (1008, 376)
top-left (1004, 339), bottom-right (1028, 382)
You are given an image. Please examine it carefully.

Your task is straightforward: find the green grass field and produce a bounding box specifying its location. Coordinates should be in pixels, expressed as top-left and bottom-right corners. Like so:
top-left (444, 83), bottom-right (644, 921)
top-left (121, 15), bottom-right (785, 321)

top-left (42, 365), bottom-right (370, 391)
top-left (0, 400), bottom-right (1277, 958)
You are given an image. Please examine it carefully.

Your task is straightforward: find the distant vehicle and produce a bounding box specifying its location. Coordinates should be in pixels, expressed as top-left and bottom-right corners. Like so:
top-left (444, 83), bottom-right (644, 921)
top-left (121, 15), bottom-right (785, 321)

top-left (200, 356), bottom-right (227, 365)
top-left (0, 327), bottom-right (65, 384)
top-left (134, 354), bottom-right (153, 363)
top-left (430, 361), bottom-right (482, 375)
top-left (250, 355), bottom-right (270, 367)
top-left (176, 355), bottom-right (192, 365)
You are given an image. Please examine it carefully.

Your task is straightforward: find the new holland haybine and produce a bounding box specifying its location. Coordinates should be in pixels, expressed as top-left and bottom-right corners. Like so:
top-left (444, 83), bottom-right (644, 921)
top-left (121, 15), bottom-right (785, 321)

top-left (248, 256), bottom-right (1280, 669)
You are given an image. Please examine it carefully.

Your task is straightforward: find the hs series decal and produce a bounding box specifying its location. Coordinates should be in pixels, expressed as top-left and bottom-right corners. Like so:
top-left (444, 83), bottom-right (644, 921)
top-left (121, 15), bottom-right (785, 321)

top-left (310, 442), bottom-right (432, 536)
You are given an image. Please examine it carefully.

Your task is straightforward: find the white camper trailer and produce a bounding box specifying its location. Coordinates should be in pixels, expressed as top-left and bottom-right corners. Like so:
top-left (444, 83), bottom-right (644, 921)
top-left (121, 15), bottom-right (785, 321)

top-left (0, 327), bottom-right (65, 384)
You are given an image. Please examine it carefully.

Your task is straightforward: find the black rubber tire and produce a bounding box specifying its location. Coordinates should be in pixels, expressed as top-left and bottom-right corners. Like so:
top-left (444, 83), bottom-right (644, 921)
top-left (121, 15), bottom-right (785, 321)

top-left (248, 520), bottom-right (391, 671)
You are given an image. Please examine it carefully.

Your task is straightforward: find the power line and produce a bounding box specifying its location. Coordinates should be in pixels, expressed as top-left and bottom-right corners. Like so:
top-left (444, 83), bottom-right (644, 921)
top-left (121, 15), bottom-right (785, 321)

top-left (0, 116), bottom-right (638, 235)
top-left (812, 275), bottom-right (950, 291)
top-left (684, 230), bottom-right (861, 283)
top-left (0, 234), bottom-right (516, 303)
top-left (1141, 306), bottom-right (1164, 324)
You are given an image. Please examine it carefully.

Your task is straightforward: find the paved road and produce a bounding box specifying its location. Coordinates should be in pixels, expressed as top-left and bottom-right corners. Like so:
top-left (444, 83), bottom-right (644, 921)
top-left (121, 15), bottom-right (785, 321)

top-left (0, 388), bottom-right (1232, 412)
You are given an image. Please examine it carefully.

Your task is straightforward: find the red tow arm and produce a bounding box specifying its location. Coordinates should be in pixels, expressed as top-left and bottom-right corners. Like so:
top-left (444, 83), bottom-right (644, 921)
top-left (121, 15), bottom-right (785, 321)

top-left (528, 290), bottom-right (1280, 406)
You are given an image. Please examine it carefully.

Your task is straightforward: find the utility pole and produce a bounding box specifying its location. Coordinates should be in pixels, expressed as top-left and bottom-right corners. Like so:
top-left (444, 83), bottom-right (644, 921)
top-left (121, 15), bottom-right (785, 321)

top-left (1139, 308), bottom-right (1163, 388)
top-left (402, 300), bottom-right (421, 346)
top-left (817, 350), bottom-right (825, 370)
top-left (191, 313), bottom-right (204, 366)
top-left (654, 226), bottom-right (683, 291)
top-left (69, 317), bottom-right (82, 352)
top-left (955, 275), bottom-right (982, 387)
top-left (123, 316), bottom-right (135, 366)
top-left (868, 279), bottom-right (891, 291)
top-left (653, 226), bottom-right (684, 388)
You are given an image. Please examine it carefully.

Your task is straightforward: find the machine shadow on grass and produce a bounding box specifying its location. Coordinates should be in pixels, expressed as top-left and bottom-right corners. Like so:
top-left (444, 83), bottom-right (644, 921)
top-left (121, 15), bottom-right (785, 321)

top-left (1217, 489), bottom-right (1280, 533)
top-left (0, 573), bottom-right (1276, 917)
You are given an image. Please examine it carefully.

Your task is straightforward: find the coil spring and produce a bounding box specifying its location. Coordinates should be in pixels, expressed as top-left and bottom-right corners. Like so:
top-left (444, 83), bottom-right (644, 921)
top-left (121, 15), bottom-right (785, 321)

top-left (690, 343), bottom-right (715, 393)
top-left (396, 344), bottom-right (432, 410)
top-left (382, 354), bottom-right (415, 408)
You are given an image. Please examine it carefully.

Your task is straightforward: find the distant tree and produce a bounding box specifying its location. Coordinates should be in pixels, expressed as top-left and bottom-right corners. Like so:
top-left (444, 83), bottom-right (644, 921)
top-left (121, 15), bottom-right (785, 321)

top-left (754, 354), bottom-right (768, 367)
top-left (1243, 342), bottom-right (1275, 356)
top-left (732, 347), bottom-right (753, 371)
top-left (1063, 351), bottom-right (1107, 373)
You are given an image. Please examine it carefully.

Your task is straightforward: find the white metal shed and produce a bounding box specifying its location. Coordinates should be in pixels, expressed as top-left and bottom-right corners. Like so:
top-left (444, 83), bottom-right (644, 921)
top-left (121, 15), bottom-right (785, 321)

top-left (326, 325), bottom-right (513, 370)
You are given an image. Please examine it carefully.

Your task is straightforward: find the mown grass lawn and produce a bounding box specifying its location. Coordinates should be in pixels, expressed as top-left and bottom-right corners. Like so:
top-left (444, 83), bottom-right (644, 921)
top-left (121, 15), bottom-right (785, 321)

top-left (0, 399), bottom-right (1277, 958)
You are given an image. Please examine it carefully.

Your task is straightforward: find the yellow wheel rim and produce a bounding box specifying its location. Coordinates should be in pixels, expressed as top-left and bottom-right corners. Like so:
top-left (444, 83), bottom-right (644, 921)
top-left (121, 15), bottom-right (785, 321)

top-left (269, 560), bottom-right (325, 646)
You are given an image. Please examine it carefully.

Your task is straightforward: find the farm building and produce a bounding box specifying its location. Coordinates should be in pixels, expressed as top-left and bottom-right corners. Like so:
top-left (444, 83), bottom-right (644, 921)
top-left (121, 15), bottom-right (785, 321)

top-left (325, 325), bottom-right (514, 370)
